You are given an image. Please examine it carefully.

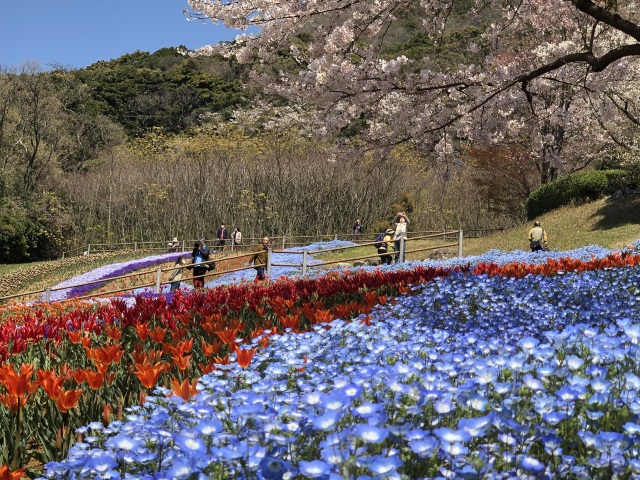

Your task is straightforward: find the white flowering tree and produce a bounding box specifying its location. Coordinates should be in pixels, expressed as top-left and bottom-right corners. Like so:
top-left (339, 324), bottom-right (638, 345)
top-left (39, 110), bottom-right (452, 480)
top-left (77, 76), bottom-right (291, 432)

top-left (186, 0), bottom-right (640, 182)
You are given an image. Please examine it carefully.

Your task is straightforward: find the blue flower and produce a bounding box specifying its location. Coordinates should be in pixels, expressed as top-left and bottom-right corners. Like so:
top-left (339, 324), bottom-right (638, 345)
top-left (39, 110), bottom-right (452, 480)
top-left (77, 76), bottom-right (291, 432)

top-left (312, 410), bottom-right (342, 431)
top-left (353, 425), bottom-right (389, 443)
top-left (259, 456), bottom-right (298, 480)
top-left (299, 459), bottom-right (332, 478)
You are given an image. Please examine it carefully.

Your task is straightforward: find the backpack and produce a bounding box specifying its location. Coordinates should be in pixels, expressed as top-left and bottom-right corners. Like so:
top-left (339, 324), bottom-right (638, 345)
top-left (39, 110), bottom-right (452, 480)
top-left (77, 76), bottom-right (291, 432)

top-left (374, 232), bottom-right (386, 249)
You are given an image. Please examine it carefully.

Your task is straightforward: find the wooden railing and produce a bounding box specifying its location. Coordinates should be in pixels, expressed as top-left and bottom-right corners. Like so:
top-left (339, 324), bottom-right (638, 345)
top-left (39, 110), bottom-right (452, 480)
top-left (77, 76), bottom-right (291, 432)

top-left (2, 231), bottom-right (463, 305)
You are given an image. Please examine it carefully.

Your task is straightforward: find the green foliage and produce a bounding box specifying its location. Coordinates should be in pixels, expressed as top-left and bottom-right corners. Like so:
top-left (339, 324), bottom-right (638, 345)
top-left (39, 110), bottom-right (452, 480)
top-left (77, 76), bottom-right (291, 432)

top-left (0, 193), bottom-right (74, 263)
top-left (525, 170), bottom-right (631, 219)
top-left (74, 49), bottom-right (248, 137)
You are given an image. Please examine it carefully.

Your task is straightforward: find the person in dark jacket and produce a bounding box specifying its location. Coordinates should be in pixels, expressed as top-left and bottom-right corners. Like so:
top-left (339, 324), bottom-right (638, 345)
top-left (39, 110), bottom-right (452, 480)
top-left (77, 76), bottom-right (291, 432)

top-left (215, 224), bottom-right (229, 251)
top-left (190, 239), bottom-right (212, 288)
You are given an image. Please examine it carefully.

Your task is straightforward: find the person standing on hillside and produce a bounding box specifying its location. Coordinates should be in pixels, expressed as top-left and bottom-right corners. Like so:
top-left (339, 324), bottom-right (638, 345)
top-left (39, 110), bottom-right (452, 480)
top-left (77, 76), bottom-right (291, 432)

top-left (250, 236), bottom-right (271, 281)
top-left (527, 221), bottom-right (548, 252)
top-left (392, 211), bottom-right (410, 263)
top-left (215, 224), bottom-right (228, 251)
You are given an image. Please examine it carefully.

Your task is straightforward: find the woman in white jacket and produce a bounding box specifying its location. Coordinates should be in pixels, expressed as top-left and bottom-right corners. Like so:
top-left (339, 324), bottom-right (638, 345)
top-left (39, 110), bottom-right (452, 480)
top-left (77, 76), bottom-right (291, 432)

top-left (392, 212), bottom-right (410, 263)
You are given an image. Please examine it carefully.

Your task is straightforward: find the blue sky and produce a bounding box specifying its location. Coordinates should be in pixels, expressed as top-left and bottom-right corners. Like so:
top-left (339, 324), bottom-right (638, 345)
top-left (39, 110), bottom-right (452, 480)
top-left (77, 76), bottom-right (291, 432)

top-left (0, 0), bottom-right (239, 70)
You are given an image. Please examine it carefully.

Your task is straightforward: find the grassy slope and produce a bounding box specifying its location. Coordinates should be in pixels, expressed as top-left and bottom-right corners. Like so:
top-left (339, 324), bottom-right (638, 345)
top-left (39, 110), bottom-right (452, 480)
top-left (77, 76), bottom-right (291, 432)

top-left (463, 194), bottom-right (640, 256)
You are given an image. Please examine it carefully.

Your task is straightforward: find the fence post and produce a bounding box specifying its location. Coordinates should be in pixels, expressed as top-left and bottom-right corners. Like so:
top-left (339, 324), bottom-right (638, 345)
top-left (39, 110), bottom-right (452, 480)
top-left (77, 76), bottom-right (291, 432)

top-left (155, 267), bottom-right (162, 294)
top-left (281, 236), bottom-right (286, 250)
top-left (400, 237), bottom-right (406, 263)
top-left (45, 288), bottom-right (51, 303)
top-left (334, 234), bottom-right (338, 241)
top-left (302, 249), bottom-right (308, 276)
top-left (181, 240), bottom-right (185, 252)
top-left (458, 229), bottom-right (464, 258)
top-left (134, 242), bottom-right (138, 252)
top-left (62, 252), bottom-right (65, 260)
top-left (87, 244), bottom-right (91, 255)
top-left (266, 247), bottom-right (272, 279)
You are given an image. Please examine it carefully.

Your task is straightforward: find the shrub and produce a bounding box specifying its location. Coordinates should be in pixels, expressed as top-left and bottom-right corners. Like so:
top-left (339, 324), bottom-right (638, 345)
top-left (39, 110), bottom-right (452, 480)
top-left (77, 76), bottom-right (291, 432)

top-left (526, 169), bottom-right (630, 219)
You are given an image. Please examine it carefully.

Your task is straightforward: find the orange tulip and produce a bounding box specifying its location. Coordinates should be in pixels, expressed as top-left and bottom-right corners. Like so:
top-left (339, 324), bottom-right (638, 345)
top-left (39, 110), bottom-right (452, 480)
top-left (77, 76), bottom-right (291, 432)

top-left (172, 327), bottom-right (188, 341)
top-left (135, 323), bottom-right (150, 342)
top-left (71, 369), bottom-right (86, 384)
top-left (170, 377), bottom-right (199, 401)
top-left (36, 370), bottom-right (65, 401)
top-left (99, 404), bottom-right (111, 427)
top-left (172, 354), bottom-right (192, 373)
top-left (0, 364), bottom-right (35, 408)
top-left (104, 325), bottom-right (122, 342)
top-left (55, 389), bottom-right (83, 413)
top-left (235, 346), bottom-right (258, 369)
top-left (201, 339), bottom-right (222, 357)
top-left (134, 363), bottom-right (165, 389)
top-left (280, 314), bottom-right (300, 332)
top-left (198, 362), bottom-right (216, 374)
top-left (0, 465), bottom-right (27, 480)
top-left (132, 351), bottom-right (147, 366)
top-left (149, 327), bottom-right (167, 343)
top-left (213, 355), bottom-right (230, 365)
top-left (87, 344), bottom-right (124, 365)
top-left (66, 330), bottom-right (82, 344)
top-left (83, 370), bottom-right (105, 390)
top-left (215, 328), bottom-right (240, 347)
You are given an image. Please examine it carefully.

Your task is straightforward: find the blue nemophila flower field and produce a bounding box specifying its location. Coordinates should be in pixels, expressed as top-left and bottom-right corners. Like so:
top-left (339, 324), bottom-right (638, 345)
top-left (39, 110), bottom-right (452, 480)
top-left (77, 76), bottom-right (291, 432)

top-left (39, 241), bottom-right (640, 479)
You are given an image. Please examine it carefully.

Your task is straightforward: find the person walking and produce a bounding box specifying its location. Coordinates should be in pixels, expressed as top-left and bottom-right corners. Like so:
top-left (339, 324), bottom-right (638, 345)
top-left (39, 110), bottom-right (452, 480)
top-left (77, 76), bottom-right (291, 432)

top-left (353, 219), bottom-right (363, 243)
top-left (392, 211), bottom-right (410, 263)
top-left (527, 221), bottom-right (548, 252)
top-left (378, 229), bottom-right (394, 265)
top-left (215, 224), bottom-right (229, 251)
top-left (189, 239), bottom-right (212, 288)
top-left (168, 256), bottom-right (187, 292)
top-left (251, 236), bottom-right (271, 281)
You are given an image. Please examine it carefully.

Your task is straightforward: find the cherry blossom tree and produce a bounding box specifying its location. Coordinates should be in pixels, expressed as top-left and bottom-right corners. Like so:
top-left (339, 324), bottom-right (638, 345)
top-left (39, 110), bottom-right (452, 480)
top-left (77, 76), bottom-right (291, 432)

top-left (185, 0), bottom-right (640, 182)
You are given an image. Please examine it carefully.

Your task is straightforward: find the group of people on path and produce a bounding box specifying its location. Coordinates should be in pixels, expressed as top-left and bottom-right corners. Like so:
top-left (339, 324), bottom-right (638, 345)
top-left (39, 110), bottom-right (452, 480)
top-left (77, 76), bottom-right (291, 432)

top-left (167, 214), bottom-right (549, 291)
top-left (376, 212), bottom-right (410, 265)
top-left (168, 234), bottom-right (269, 291)
top-left (212, 224), bottom-right (243, 250)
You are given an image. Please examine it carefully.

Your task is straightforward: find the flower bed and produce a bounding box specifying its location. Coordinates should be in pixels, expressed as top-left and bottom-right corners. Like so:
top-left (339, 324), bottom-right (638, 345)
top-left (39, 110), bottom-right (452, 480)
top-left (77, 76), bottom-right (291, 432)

top-left (17, 242), bottom-right (640, 479)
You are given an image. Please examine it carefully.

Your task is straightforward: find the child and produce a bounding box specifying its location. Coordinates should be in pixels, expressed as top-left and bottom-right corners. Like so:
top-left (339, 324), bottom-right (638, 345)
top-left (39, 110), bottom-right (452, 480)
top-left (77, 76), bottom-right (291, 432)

top-left (168, 257), bottom-right (187, 292)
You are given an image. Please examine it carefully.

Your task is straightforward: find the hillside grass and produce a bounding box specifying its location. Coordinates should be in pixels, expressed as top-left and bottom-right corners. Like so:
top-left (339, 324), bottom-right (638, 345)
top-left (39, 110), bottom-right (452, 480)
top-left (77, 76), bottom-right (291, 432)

top-left (463, 194), bottom-right (640, 255)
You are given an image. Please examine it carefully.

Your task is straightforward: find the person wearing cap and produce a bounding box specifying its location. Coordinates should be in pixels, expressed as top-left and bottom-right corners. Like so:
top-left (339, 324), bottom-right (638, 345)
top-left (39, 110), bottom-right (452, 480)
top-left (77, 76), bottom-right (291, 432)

top-left (527, 221), bottom-right (548, 252)
top-left (378, 229), bottom-right (394, 265)
top-left (167, 237), bottom-right (180, 253)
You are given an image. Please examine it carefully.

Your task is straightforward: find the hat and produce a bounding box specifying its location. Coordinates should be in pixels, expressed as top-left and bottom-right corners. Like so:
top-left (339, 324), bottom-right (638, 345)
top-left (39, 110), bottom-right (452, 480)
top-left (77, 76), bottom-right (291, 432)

top-left (172, 237), bottom-right (178, 242)
top-left (386, 229), bottom-right (394, 234)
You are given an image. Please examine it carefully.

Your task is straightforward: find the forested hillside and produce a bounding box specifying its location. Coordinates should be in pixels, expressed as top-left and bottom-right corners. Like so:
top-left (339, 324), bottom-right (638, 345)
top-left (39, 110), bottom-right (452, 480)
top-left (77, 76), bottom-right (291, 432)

top-left (1, 0), bottom-right (638, 264)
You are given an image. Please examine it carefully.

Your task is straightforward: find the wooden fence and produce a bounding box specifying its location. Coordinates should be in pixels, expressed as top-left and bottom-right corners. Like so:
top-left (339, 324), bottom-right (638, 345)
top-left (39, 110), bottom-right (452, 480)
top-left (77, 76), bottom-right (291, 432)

top-left (2, 230), bottom-right (463, 305)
